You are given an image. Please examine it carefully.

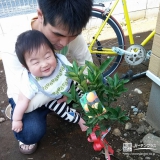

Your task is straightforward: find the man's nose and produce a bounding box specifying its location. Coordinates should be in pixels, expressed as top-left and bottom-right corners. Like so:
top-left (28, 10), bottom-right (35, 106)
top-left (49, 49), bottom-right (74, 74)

top-left (59, 37), bottom-right (69, 46)
top-left (60, 37), bottom-right (74, 46)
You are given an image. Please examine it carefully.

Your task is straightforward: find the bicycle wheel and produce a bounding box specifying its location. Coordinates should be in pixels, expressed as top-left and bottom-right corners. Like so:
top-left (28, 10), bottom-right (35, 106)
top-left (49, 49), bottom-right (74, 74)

top-left (82, 8), bottom-right (125, 78)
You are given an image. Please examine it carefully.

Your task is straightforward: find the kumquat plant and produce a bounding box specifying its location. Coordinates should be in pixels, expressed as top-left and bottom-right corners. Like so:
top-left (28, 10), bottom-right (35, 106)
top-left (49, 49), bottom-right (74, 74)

top-left (62, 58), bottom-right (129, 137)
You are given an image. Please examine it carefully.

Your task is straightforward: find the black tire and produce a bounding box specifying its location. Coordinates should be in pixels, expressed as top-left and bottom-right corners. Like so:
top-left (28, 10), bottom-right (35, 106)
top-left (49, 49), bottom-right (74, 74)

top-left (82, 8), bottom-right (125, 78)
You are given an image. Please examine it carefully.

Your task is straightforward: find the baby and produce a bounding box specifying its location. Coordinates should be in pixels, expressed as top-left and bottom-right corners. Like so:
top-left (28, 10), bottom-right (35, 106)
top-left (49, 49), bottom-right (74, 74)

top-left (12, 30), bottom-right (87, 133)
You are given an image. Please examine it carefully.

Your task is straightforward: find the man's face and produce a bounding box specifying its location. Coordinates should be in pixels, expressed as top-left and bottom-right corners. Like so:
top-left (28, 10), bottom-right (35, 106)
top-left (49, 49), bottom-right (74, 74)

top-left (40, 23), bottom-right (81, 51)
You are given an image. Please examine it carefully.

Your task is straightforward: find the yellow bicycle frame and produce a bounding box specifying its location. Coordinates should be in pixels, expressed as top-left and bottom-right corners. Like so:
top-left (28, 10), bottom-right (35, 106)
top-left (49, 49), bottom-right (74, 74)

top-left (88, 0), bottom-right (155, 55)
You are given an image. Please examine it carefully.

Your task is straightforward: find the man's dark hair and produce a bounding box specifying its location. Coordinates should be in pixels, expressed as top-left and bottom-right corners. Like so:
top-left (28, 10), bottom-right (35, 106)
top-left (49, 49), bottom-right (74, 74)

top-left (15, 30), bottom-right (55, 70)
top-left (37, 0), bottom-right (93, 34)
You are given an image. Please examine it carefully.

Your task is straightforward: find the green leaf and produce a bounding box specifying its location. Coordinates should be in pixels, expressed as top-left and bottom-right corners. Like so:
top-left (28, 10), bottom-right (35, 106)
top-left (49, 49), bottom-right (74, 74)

top-left (70, 84), bottom-right (76, 99)
top-left (77, 85), bottom-right (85, 92)
top-left (81, 80), bottom-right (88, 91)
top-left (62, 92), bottom-right (72, 99)
top-left (85, 60), bottom-right (98, 73)
top-left (88, 105), bottom-right (98, 115)
top-left (103, 114), bottom-right (109, 119)
top-left (94, 72), bottom-right (102, 82)
top-left (119, 116), bottom-right (130, 121)
top-left (109, 115), bottom-right (118, 120)
top-left (95, 130), bottom-right (101, 137)
top-left (73, 61), bottom-right (78, 74)
top-left (107, 77), bottom-right (114, 87)
top-left (66, 99), bottom-right (72, 104)
top-left (67, 72), bottom-right (78, 77)
top-left (106, 107), bottom-right (118, 117)
top-left (87, 69), bottom-right (95, 82)
top-left (118, 111), bottom-right (125, 118)
top-left (85, 112), bottom-right (95, 117)
top-left (87, 127), bottom-right (93, 136)
top-left (78, 65), bottom-right (87, 75)
top-left (87, 117), bottom-right (96, 124)
top-left (122, 79), bottom-right (130, 84)
top-left (97, 115), bottom-right (104, 121)
top-left (65, 64), bottom-right (74, 72)
top-left (113, 73), bottom-right (119, 87)
top-left (70, 77), bottom-right (80, 82)
top-left (115, 106), bottom-right (121, 113)
top-left (97, 102), bottom-right (103, 113)
top-left (99, 57), bottom-right (114, 73)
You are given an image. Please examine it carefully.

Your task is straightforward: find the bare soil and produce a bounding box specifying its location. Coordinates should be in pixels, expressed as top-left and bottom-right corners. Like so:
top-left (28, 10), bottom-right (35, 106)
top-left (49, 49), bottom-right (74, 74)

top-left (0, 23), bottom-right (160, 159)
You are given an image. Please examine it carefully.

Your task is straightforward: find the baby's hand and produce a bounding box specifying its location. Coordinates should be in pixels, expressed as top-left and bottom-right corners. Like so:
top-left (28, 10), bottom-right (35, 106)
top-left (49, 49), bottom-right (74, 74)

top-left (78, 117), bottom-right (88, 132)
top-left (12, 120), bottom-right (23, 133)
top-left (57, 96), bottom-right (67, 103)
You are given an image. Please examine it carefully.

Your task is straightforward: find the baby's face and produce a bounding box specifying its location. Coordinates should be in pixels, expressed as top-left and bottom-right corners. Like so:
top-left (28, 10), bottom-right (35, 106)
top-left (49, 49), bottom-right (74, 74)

top-left (25, 44), bottom-right (57, 77)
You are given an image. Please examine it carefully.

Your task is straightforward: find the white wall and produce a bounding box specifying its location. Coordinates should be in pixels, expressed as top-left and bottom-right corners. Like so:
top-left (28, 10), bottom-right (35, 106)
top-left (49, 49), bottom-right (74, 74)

top-left (95, 0), bottom-right (160, 21)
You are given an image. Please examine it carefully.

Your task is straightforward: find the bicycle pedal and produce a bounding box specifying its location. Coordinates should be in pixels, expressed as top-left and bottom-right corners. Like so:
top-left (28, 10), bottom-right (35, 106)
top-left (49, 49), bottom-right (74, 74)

top-left (121, 70), bottom-right (133, 80)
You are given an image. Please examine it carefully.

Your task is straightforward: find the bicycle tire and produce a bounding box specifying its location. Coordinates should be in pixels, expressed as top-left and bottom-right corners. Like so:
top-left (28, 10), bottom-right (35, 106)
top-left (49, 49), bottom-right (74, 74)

top-left (82, 8), bottom-right (125, 78)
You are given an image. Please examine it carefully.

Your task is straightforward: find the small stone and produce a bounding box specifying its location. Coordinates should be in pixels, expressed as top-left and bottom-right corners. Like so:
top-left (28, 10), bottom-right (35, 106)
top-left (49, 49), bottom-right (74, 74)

top-left (152, 130), bottom-right (156, 134)
top-left (137, 113), bottom-right (145, 119)
top-left (130, 115), bottom-right (136, 118)
top-left (133, 108), bottom-right (138, 112)
top-left (61, 154), bottom-right (66, 158)
top-left (145, 102), bottom-right (149, 106)
top-left (112, 128), bottom-right (121, 136)
top-left (129, 93), bottom-right (134, 98)
top-left (137, 101), bottom-right (144, 109)
top-left (124, 133), bottom-right (127, 137)
top-left (136, 125), bottom-right (145, 134)
top-left (134, 88), bottom-right (142, 94)
top-left (0, 117), bottom-right (5, 122)
top-left (125, 122), bottom-right (132, 130)
top-left (133, 112), bottom-right (138, 115)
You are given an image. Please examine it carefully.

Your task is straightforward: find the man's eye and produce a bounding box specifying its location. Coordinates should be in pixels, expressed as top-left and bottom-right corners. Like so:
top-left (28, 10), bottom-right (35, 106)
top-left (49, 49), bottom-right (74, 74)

top-left (54, 33), bottom-right (64, 37)
top-left (46, 56), bottom-right (51, 59)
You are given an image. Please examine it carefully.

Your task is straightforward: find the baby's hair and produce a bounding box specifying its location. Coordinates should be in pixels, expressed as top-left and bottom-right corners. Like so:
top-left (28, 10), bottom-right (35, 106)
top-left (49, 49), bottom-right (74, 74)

top-left (15, 30), bottom-right (56, 70)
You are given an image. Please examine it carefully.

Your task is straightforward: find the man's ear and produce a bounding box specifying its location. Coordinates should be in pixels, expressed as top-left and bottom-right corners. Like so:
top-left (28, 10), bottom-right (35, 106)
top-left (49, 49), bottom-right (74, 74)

top-left (37, 8), bottom-right (44, 24)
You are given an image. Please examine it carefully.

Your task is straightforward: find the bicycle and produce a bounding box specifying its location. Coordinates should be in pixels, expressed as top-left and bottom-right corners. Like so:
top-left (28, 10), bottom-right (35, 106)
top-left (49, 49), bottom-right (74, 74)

top-left (82, 0), bottom-right (155, 78)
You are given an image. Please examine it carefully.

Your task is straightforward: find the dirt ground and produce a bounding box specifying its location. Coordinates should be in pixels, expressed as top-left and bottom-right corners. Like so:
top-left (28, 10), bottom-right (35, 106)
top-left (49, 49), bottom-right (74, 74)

top-left (0, 19), bottom-right (160, 160)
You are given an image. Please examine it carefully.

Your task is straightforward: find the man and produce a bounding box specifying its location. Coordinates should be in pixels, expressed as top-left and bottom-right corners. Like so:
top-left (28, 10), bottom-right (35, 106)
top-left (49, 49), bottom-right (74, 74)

top-left (1, 0), bottom-right (93, 154)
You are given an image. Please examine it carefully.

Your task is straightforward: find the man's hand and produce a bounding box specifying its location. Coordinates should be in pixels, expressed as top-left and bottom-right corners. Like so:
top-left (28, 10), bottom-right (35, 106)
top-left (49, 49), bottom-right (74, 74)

top-left (57, 96), bottom-right (67, 103)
